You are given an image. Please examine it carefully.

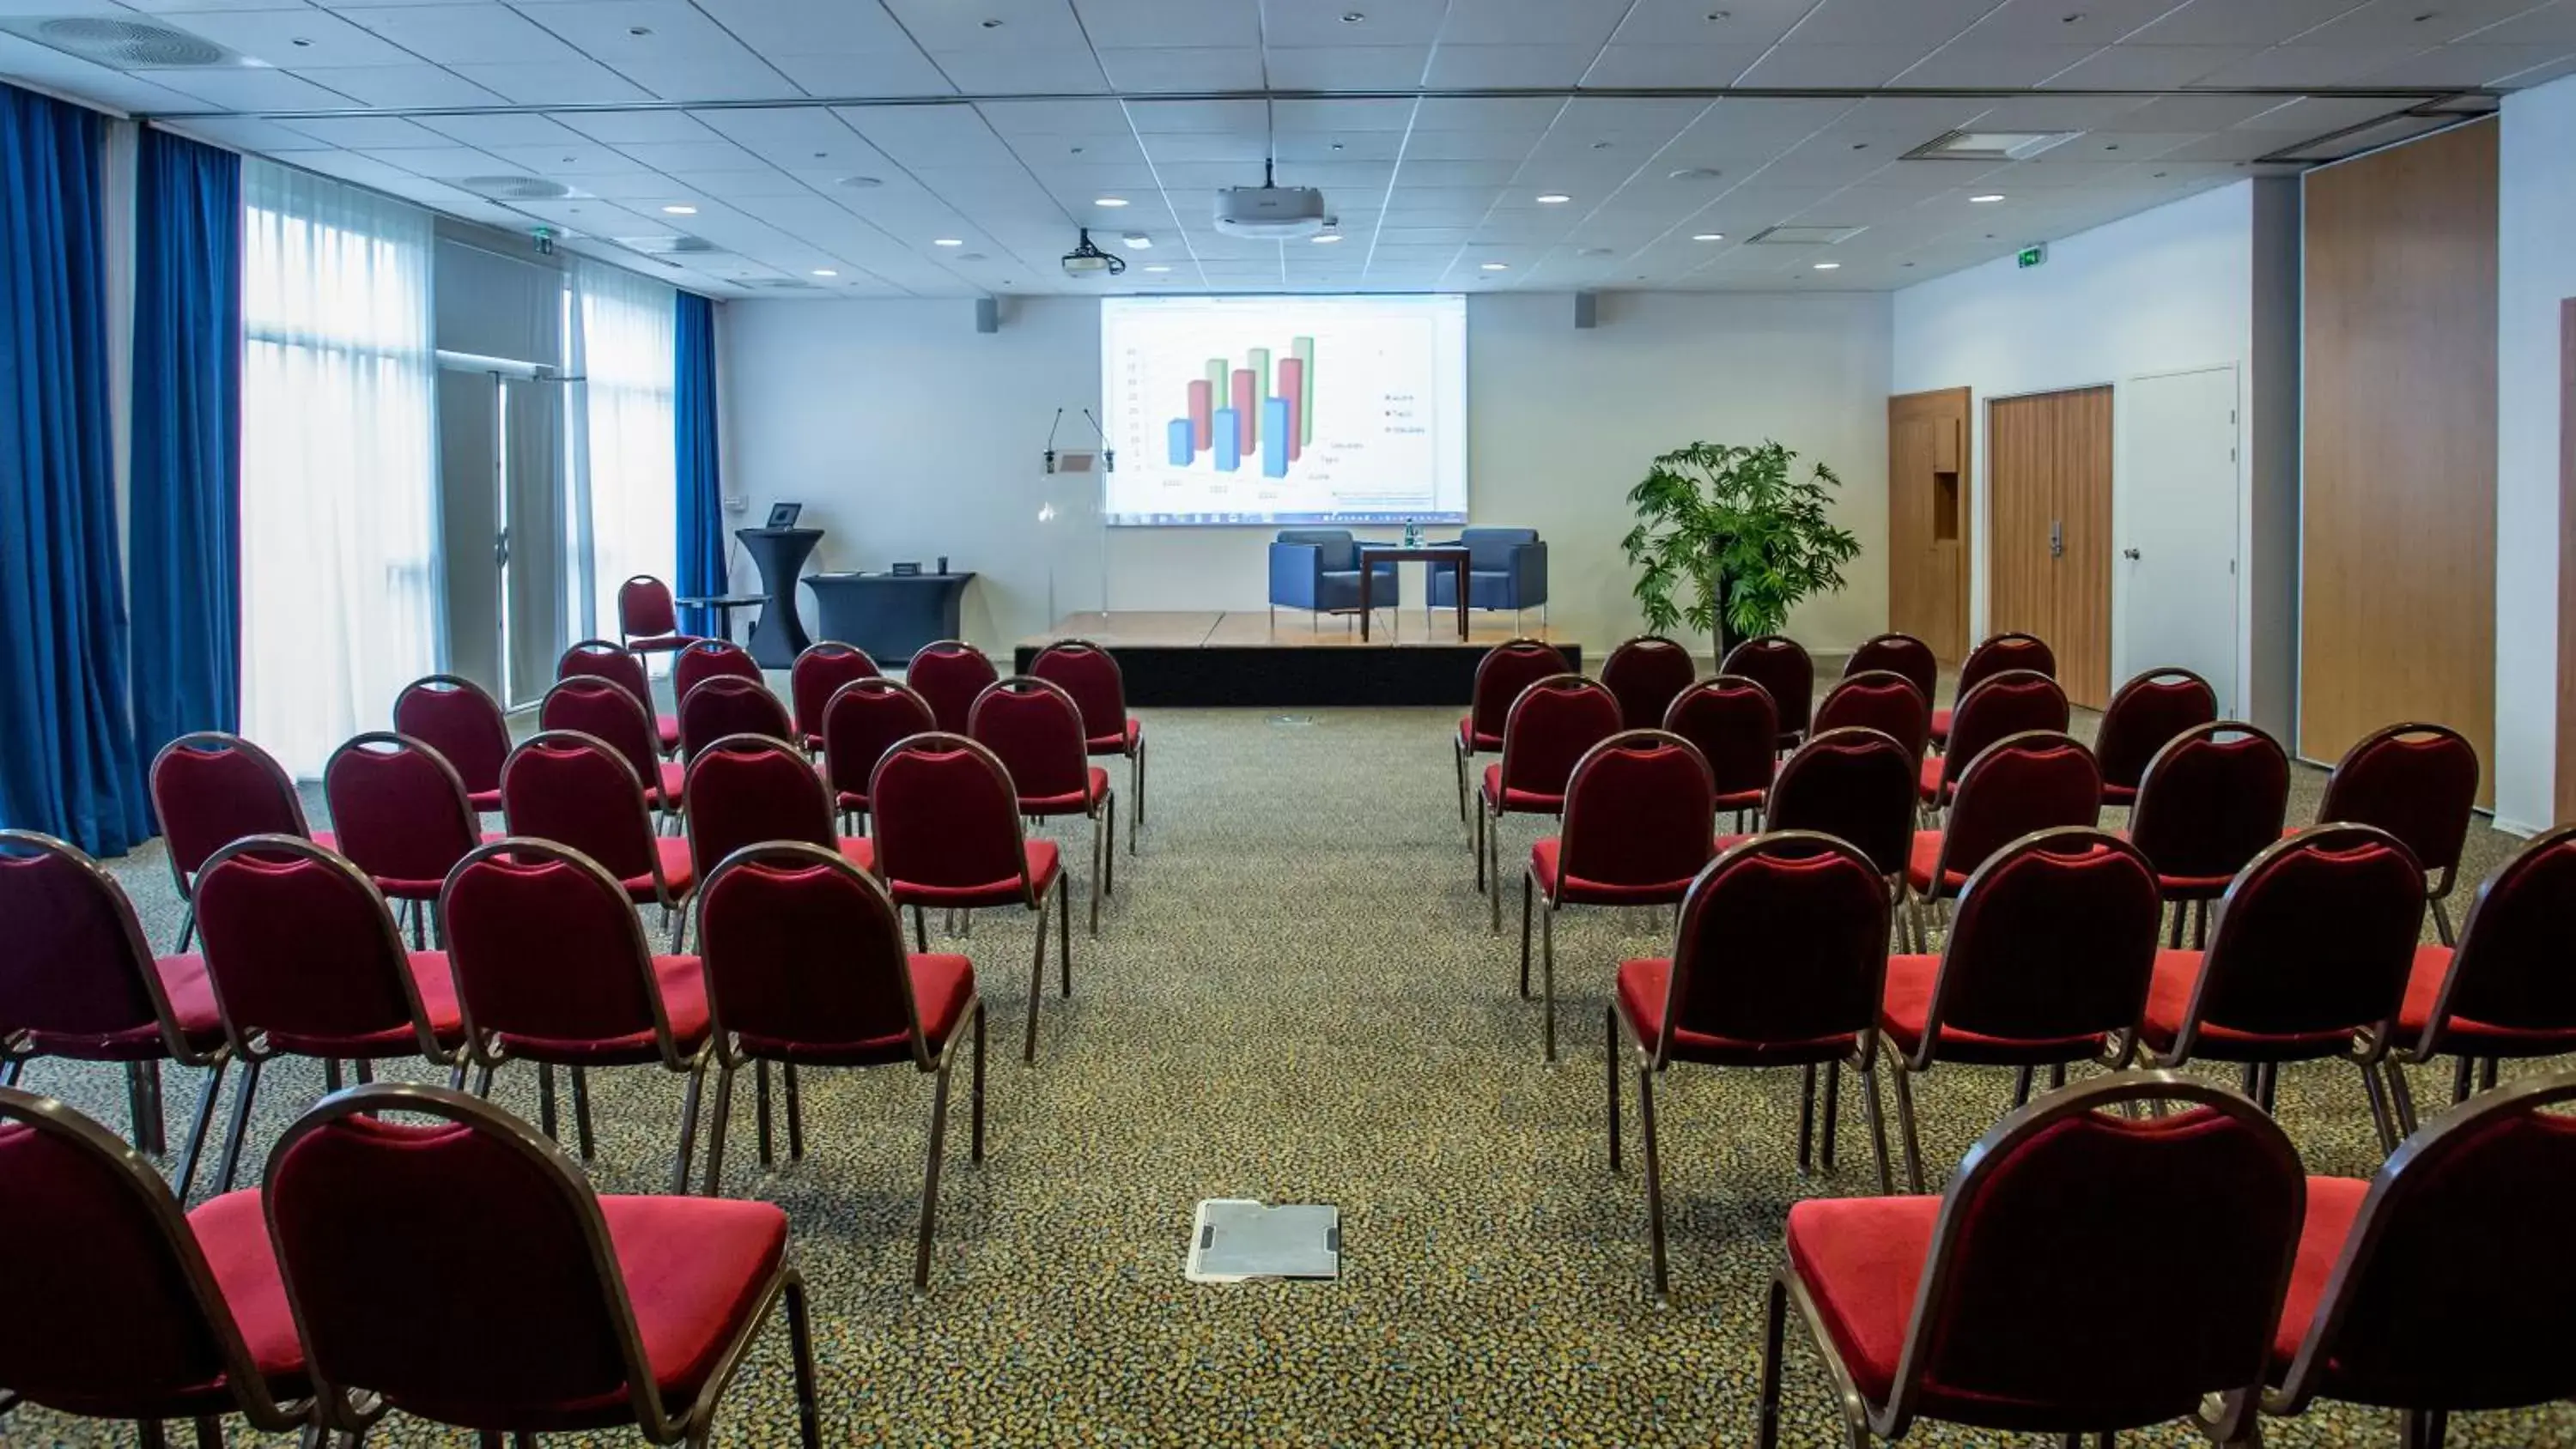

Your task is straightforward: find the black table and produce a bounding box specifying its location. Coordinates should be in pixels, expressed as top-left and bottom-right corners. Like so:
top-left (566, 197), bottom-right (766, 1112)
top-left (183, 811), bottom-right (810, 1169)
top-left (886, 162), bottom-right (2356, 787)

top-left (737, 526), bottom-right (822, 667)
top-left (673, 592), bottom-right (769, 648)
top-left (806, 572), bottom-right (977, 664)
top-left (1356, 544), bottom-right (1471, 642)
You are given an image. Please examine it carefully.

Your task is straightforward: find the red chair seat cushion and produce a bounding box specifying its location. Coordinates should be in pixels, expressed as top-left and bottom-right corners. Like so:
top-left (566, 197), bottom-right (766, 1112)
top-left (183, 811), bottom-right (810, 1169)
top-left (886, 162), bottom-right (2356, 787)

top-left (1020, 767), bottom-right (1110, 815)
top-left (656, 714), bottom-right (681, 753)
top-left (628, 634), bottom-right (699, 654)
top-left (1615, 958), bottom-right (1856, 1066)
top-left (889, 840), bottom-right (1061, 907)
top-left (1457, 717), bottom-right (1501, 754)
top-left (1917, 754), bottom-right (1950, 805)
top-left (187, 1189), bottom-right (309, 1390)
top-left (1085, 720), bottom-right (1141, 756)
top-left (838, 836), bottom-right (875, 875)
top-left (1931, 706), bottom-right (1953, 742)
top-left (46, 954), bottom-right (227, 1061)
top-left (368, 831), bottom-right (508, 901)
top-left (1785, 1193), bottom-right (1937, 1408)
top-left (653, 761), bottom-right (686, 806)
top-left (2101, 781), bottom-right (2137, 807)
top-left (1481, 764), bottom-right (1563, 815)
top-left (495, 955), bottom-right (714, 1063)
top-left (2395, 943), bottom-right (2576, 1052)
top-left (467, 787), bottom-right (502, 813)
top-left (1879, 954), bottom-right (2101, 1064)
top-left (1905, 831), bottom-right (1966, 897)
top-left (2269, 1175), bottom-right (2371, 1371)
top-left (1529, 837), bottom-right (1694, 906)
top-left (1714, 787), bottom-right (1766, 812)
top-left (616, 837), bottom-right (698, 904)
top-left (2139, 949), bottom-right (2360, 1059)
top-left (598, 1194), bottom-right (787, 1411)
top-left (739, 955), bottom-right (975, 1065)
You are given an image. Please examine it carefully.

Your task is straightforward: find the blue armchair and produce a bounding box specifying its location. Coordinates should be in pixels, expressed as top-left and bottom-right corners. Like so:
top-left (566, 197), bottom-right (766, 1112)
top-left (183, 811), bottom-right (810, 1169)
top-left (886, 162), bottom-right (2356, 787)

top-left (1268, 529), bottom-right (1400, 628)
top-left (1429, 527), bottom-right (1549, 627)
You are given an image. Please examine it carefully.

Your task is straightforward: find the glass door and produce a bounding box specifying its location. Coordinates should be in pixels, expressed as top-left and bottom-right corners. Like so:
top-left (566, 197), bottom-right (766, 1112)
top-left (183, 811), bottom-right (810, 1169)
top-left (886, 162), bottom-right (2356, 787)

top-left (436, 354), bottom-right (569, 709)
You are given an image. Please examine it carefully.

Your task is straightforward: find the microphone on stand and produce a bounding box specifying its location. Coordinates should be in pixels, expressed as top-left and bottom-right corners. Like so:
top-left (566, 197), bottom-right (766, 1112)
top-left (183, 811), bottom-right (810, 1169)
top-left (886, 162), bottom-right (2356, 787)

top-left (1080, 407), bottom-right (1115, 473)
top-left (1043, 407), bottom-right (1064, 475)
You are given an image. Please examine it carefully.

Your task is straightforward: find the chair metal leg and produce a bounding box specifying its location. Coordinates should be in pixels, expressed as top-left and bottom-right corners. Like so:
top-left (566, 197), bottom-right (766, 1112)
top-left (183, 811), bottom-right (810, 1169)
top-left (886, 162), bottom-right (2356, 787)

top-left (2480, 1057), bottom-right (2500, 1092)
top-left (172, 1059), bottom-right (228, 1205)
top-left (1088, 804), bottom-right (1103, 938)
top-left (1487, 809), bottom-right (1504, 931)
top-left (1819, 1059), bottom-right (1840, 1171)
top-left (1605, 1006), bottom-right (1622, 1171)
top-left (1757, 1276), bottom-right (1789, 1449)
top-left (1795, 1064), bottom-right (1816, 1177)
top-left (2361, 1059), bottom-right (2399, 1155)
top-left (571, 1066), bottom-right (596, 1159)
top-left (1058, 872), bottom-right (1073, 996)
top-left (2431, 895), bottom-right (2456, 948)
top-left (1637, 1063), bottom-right (1669, 1304)
top-left (2386, 1059), bottom-right (2420, 1135)
top-left (1103, 798), bottom-right (1115, 898)
top-left (1889, 1064), bottom-right (1926, 1193)
top-left (969, 1002), bottom-right (988, 1163)
top-left (192, 1417), bottom-right (222, 1449)
top-left (2013, 1066), bottom-right (2036, 1107)
top-left (214, 1057), bottom-right (264, 1194)
top-left (784, 1063), bottom-right (805, 1161)
top-left (914, 1055), bottom-right (955, 1292)
top-left (2453, 1055), bottom-right (2476, 1104)
top-left (702, 1062), bottom-right (736, 1196)
top-left (471, 1062), bottom-right (496, 1098)
top-left (1473, 797), bottom-right (1486, 889)
top-left (127, 1061), bottom-right (164, 1156)
top-left (1858, 1055), bottom-right (1895, 1197)
top-left (139, 1421), bottom-right (168, 1449)
top-left (1455, 739), bottom-right (1467, 822)
top-left (1517, 873), bottom-right (1534, 1000)
top-left (325, 1058), bottom-right (343, 1094)
top-left (672, 1059), bottom-right (706, 1194)
top-left (913, 905), bottom-right (928, 953)
top-left (2166, 900), bottom-right (2186, 948)
top-left (785, 1275), bottom-right (823, 1449)
top-left (176, 906), bottom-right (195, 954)
top-left (2048, 1063), bottom-right (2068, 1089)
top-left (756, 1059), bottom-right (775, 1167)
top-left (537, 1063), bottom-right (560, 1141)
top-left (1025, 888), bottom-right (1049, 1064)
top-left (1540, 900), bottom-right (1558, 1064)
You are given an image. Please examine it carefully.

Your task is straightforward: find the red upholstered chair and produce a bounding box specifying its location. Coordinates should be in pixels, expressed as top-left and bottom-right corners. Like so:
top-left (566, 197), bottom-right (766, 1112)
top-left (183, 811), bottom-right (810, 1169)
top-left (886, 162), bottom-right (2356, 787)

top-left (684, 733), bottom-right (875, 891)
top-left (1880, 828), bottom-right (2163, 1191)
top-left (2142, 825), bottom-right (2426, 1152)
top-left (870, 733), bottom-right (1068, 1064)
top-left (1757, 1071), bottom-right (2303, 1449)
top-left (1477, 674), bottom-right (1623, 931)
top-left (677, 675), bottom-right (794, 761)
top-left (2263, 1070), bottom-right (2576, 1446)
top-left (1608, 834), bottom-right (1897, 1301)
top-left (392, 674), bottom-right (510, 812)
top-left (149, 731), bottom-right (327, 954)
top-left (191, 834), bottom-right (465, 1193)
top-left (696, 843), bottom-right (985, 1290)
top-left (1662, 675), bottom-right (1778, 828)
top-left (439, 838), bottom-right (714, 1191)
top-left (500, 731), bottom-right (696, 949)
top-left (2127, 722), bottom-right (2291, 948)
top-left (1844, 632), bottom-right (1938, 707)
top-left (970, 677), bottom-right (1114, 937)
top-left (2312, 722), bottom-right (2482, 945)
top-left (1030, 639), bottom-right (1148, 848)
top-left (260, 1082), bottom-right (820, 1446)
top-left (1813, 670), bottom-right (1930, 764)
top-left (906, 639), bottom-right (999, 736)
top-left (1920, 669), bottom-right (2068, 809)
top-left (1719, 634), bottom-right (1814, 747)
top-left (1454, 638), bottom-right (1571, 821)
top-left (617, 573), bottom-right (703, 656)
top-left (821, 678), bottom-right (936, 834)
top-left (1932, 631), bottom-right (2055, 749)
top-left (1522, 730), bottom-right (1716, 1063)
top-left (0, 1085), bottom-right (310, 1442)
top-left (789, 641), bottom-right (878, 752)
top-left (673, 638), bottom-right (762, 705)
top-left (539, 676), bottom-right (683, 820)
top-left (560, 639), bottom-right (675, 755)
top-left (322, 732), bottom-right (489, 948)
top-left (1905, 731), bottom-right (2101, 941)
top-left (1599, 635), bottom-right (1698, 731)
top-left (2094, 667), bottom-right (2218, 806)
top-left (0, 830), bottom-right (232, 1201)
top-left (1757, 728), bottom-right (1921, 883)
top-left (2383, 825), bottom-right (2576, 1131)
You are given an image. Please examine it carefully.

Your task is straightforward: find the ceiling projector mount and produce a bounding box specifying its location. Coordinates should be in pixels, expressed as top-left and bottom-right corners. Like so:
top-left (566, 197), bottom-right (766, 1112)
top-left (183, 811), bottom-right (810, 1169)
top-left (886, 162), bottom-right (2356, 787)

top-left (1217, 156), bottom-right (1327, 239)
top-left (1061, 227), bottom-right (1126, 278)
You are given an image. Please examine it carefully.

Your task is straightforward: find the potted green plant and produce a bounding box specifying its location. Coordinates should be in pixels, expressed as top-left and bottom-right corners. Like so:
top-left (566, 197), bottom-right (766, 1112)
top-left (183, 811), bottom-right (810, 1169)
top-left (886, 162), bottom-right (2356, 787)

top-left (1619, 440), bottom-right (1862, 660)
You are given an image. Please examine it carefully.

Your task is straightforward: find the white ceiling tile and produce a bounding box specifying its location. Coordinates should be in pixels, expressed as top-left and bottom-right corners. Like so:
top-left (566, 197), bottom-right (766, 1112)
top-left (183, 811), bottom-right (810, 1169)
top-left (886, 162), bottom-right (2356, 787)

top-left (1003, 129), bottom-right (1146, 164)
top-left (2038, 42), bottom-right (2234, 84)
top-left (1786, 0), bottom-right (2002, 45)
top-left (1272, 97), bottom-right (1417, 130)
top-left (691, 106), bottom-right (882, 168)
top-left (1094, 45), bottom-right (1267, 89)
top-left (451, 58), bottom-right (654, 102)
top-left (158, 6), bottom-right (420, 65)
top-left (2094, 93), bottom-right (2300, 130)
top-left (762, 49), bottom-right (955, 93)
top-left (1393, 157), bottom-right (1522, 185)
top-left (1137, 130), bottom-right (1270, 161)
top-left (975, 97), bottom-right (1125, 131)
top-left (334, 4), bottom-right (580, 62)
top-left (571, 169), bottom-right (702, 197)
top-left (289, 63), bottom-right (503, 106)
top-left (879, 0), bottom-right (1088, 49)
top-left (283, 149), bottom-right (441, 190)
top-left (2228, 95), bottom-right (2413, 131)
top-left (1579, 42), bottom-right (1765, 84)
top-left (611, 139), bottom-right (761, 171)
top-left (1072, 0), bottom-right (1261, 47)
top-left (1273, 130), bottom-right (1407, 160)
top-left (665, 167), bottom-right (821, 198)
top-left (1435, 0), bottom-right (1625, 46)
top-left (121, 0), bottom-right (316, 10)
top-left (2295, 0), bottom-right (2541, 45)
top-left (352, 142), bottom-right (505, 174)
top-left (927, 47), bottom-right (1109, 91)
top-left (1400, 129), bottom-right (1544, 161)
top-left (542, 108), bottom-right (715, 143)
top-left (1968, 94), bottom-right (2150, 129)
top-left (2460, 2), bottom-right (2576, 44)
top-left (2125, 0), bottom-right (2368, 45)
top-left (1893, 42), bottom-right (2104, 85)
top-left (1123, 96), bottom-right (1266, 130)
top-left (1422, 42), bottom-right (1598, 85)
top-left (839, 103), bottom-right (1018, 165)
top-left (1258, 44), bottom-right (1429, 86)
top-left (275, 112), bottom-right (452, 146)
top-left (166, 114), bottom-right (339, 150)
top-left (689, 0), bottom-right (915, 52)
top-left (1261, 0), bottom-right (1446, 45)
top-left (2151, 130), bottom-right (2300, 161)
top-left (1956, 0), bottom-right (2193, 44)
top-left (151, 67), bottom-right (364, 106)
top-left (610, 56), bottom-right (799, 100)
top-left (1736, 44), bottom-right (1935, 86)
top-left (2190, 40), bottom-right (2434, 83)
top-left (483, 141), bottom-right (647, 173)
top-left (2355, 40), bottom-right (2576, 83)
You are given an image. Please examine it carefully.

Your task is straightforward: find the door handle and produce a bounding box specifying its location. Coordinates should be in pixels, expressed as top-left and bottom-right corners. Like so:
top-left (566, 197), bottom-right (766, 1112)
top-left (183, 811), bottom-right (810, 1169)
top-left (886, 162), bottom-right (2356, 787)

top-left (495, 529), bottom-right (512, 567)
top-left (2050, 520), bottom-right (2063, 559)
top-left (2122, 547), bottom-right (2141, 561)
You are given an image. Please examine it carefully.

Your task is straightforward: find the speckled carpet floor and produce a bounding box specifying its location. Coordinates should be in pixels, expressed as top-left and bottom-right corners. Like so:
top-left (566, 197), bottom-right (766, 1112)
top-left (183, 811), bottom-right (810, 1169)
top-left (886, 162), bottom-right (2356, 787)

top-left (8, 704), bottom-right (2569, 1447)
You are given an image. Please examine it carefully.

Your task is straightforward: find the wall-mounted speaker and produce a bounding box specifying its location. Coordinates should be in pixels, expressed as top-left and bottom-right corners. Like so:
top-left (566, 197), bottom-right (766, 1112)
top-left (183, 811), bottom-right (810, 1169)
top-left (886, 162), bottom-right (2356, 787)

top-left (974, 296), bottom-right (999, 334)
top-left (1572, 291), bottom-right (1598, 330)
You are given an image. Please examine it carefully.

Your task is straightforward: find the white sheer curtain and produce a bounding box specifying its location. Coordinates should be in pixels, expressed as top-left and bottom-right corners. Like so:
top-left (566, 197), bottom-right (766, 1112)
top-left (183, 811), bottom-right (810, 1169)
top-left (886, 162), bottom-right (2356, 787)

top-left (566, 257), bottom-right (677, 641)
top-left (239, 161), bottom-right (439, 777)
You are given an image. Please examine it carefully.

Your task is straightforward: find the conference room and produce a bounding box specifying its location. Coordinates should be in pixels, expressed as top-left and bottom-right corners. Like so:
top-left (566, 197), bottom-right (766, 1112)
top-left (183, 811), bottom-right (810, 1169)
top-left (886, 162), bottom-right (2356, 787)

top-left (8, 0), bottom-right (2576, 1443)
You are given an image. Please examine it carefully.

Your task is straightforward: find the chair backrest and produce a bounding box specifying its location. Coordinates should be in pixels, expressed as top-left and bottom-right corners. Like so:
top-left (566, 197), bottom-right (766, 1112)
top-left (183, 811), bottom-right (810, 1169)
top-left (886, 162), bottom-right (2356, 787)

top-left (2093, 668), bottom-right (2219, 795)
top-left (392, 675), bottom-right (510, 799)
top-left (788, 642), bottom-right (879, 742)
top-left (555, 640), bottom-right (650, 706)
top-left (1938, 669), bottom-right (2069, 790)
top-left (1495, 674), bottom-right (1625, 800)
top-left (2127, 723), bottom-right (2291, 885)
top-left (1718, 634), bottom-right (1814, 740)
top-left (683, 735), bottom-right (835, 882)
top-left (264, 1083), bottom-right (702, 1434)
top-left (1765, 727), bottom-right (1920, 878)
top-left (0, 831), bottom-right (186, 1059)
top-left (671, 639), bottom-right (761, 705)
top-left (1876, 1073), bottom-right (2302, 1437)
top-left (2178, 825), bottom-right (2426, 1047)
top-left (2318, 722), bottom-right (2481, 888)
top-left (1458, 525), bottom-right (1536, 570)
top-left (0, 1086), bottom-right (283, 1423)
top-left (1919, 828), bottom-right (2163, 1056)
top-left (498, 731), bottom-right (665, 885)
top-left (536, 677), bottom-right (662, 791)
top-left (322, 733), bottom-right (482, 890)
top-left (699, 842), bottom-right (937, 1067)
top-left (868, 733), bottom-right (1035, 896)
top-left (968, 676), bottom-right (1094, 803)
top-left (2273, 1070), bottom-right (2576, 1416)
top-left (1956, 631), bottom-right (2056, 697)
top-left (1844, 632), bottom-right (1938, 704)
top-left (149, 731), bottom-right (311, 885)
top-left (676, 675), bottom-right (793, 761)
top-left (193, 835), bottom-right (440, 1058)
top-left (617, 575), bottom-right (678, 639)
top-left (1029, 640), bottom-right (1131, 748)
top-left (821, 679), bottom-right (937, 806)
top-left (1812, 670), bottom-right (1930, 762)
top-left (2413, 825), bottom-right (2576, 1053)
top-left (1662, 675), bottom-right (1779, 804)
top-left (439, 839), bottom-right (679, 1063)
top-left (1466, 639), bottom-right (1572, 744)
top-left (1274, 528), bottom-right (1356, 570)
top-left (1556, 731), bottom-right (1716, 892)
top-left (1598, 636), bottom-right (1697, 731)
top-left (1932, 733), bottom-right (2104, 890)
top-left (1652, 834), bottom-right (1890, 1064)
top-left (906, 640), bottom-right (1000, 736)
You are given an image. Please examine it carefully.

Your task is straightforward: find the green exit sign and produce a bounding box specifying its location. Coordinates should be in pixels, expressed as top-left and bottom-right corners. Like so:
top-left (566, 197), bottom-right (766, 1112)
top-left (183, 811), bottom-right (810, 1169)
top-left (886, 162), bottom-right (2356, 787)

top-left (2017, 243), bottom-right (2049, 269)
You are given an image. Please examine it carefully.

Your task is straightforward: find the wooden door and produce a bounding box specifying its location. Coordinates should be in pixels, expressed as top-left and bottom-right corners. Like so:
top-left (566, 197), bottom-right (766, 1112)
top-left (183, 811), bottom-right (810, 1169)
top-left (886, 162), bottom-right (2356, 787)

top-left (1986, 386), bottom-right (2114, 708)
top-left (1886, 388), bottom-right (1971, 662)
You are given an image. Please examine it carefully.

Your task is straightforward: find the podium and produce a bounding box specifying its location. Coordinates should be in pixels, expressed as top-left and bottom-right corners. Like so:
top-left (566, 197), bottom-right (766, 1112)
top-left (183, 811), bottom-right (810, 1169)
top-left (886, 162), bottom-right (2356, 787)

top-left (807, 572), bottom-right (976, 662)
top-left (736, 526), bottom-right (821, 668)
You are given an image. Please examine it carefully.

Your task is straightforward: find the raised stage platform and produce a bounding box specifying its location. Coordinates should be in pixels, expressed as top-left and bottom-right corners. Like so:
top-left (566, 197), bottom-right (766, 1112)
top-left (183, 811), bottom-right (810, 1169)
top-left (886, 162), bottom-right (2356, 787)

top-left (1013, 611), bottom-right (1582, 708)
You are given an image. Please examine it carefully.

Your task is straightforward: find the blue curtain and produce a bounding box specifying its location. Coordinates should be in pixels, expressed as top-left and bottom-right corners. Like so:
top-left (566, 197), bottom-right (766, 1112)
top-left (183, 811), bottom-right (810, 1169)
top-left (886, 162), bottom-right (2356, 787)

top-left (129, 126), bottom-right (241, 769)
top-left (674, 291), bottom-right (725, 636)
top-left (0, 83), bottom-right (150, 854)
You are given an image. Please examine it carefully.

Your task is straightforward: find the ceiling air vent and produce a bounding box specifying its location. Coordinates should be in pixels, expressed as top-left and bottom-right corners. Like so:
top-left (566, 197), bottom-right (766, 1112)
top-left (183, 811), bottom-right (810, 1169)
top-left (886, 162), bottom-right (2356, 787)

top-left (616, 235), bottom-right (721, 255)
top-left (1747, 224), bottom-right (1868, 246)
top-left (1905, 129), bottom-right (2081, 161)
top-left (745, 278), bottom-right (823, 290)
top-left (2, 15), bottom-right (238, 67)
top-left (454, 175), bottom-right (576, 201)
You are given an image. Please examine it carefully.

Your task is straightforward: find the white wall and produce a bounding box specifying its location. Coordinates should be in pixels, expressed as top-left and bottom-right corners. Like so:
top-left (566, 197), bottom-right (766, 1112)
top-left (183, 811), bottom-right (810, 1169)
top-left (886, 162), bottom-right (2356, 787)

top-left (2493, 73), bottom-right (2576, 834)
top-left (716, 290), bottom-right (1892, 659)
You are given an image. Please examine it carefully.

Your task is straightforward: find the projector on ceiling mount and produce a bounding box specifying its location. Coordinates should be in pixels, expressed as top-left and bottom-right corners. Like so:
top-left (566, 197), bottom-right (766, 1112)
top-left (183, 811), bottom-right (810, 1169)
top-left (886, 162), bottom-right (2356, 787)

top-left (1061, 227), bottom-right (1126, 278)
top-left (1216, 160), bottom-right (1327, 239)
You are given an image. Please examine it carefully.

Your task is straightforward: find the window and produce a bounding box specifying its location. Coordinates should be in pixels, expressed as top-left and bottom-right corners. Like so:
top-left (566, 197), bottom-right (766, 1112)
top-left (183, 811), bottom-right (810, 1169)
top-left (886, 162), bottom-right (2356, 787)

top-left (566, 258), bottom-right (677, 641)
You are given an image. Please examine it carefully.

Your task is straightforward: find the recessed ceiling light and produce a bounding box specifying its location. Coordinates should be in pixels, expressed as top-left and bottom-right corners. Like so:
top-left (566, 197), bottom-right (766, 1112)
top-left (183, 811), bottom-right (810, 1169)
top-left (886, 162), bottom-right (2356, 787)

top-left (1692, 232), bottom-right (1724, 241)
top-left (1122, 233), bottom-right (1151, 247)
top-left (1970, 193), bottom-right (2005, 203)
top-left (812, 269), bottom-right (838, 277)
top-left (933, 238), bottom-right (963, 246)
top-left (1669, 167), bottom-right (1722, 180)
top-left (1311, 233), bottom-right (1343, 243)
top-left (1144, 264), bottom-right (1172, 272)
top-left (1340, 10), bottom-right (1365, 21)
top-left (1095, 197), bottom-right (1129, 207)
top-left (1704, 9), bottom-right (1732, 19)
top-left (1812, 261), bottom-right (1841, 270)
top-left (961, 252), bottom-right (987, 260)
top-left (979, 17), bottom-right (1002, 27)
top-left (838, 175), bottom-right (882, 189)
top-left (289, 36), bottom-right (312, 46)
top-left (1577, 246), bottom-right (1613, 256)
top-left (1480, 262), bottom-right (1509, 270)
top-left (1535, 192), bottom-right (1571, 203)
top-left (626, 25), bottom-right (651, 35)
top-left (661, 203), bottom-right (697, 215)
